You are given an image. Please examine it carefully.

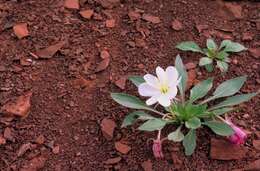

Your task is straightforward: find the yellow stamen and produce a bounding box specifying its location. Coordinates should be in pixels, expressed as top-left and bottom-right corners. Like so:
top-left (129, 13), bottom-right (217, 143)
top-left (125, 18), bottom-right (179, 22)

top-left (160, 85), bottom-right (169, 94)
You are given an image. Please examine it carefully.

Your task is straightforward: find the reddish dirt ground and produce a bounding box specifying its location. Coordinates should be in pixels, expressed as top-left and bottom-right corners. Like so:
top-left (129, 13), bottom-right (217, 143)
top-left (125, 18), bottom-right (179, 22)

top-left (0, 0), bottom-right (259, 170)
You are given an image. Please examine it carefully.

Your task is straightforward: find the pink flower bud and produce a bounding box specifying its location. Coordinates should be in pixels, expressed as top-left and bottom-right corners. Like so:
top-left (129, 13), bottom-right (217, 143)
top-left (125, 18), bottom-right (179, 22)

top-left (225, 119), bottom-right (247, 145)
top-left (152, 139), bottom-right (164, 158)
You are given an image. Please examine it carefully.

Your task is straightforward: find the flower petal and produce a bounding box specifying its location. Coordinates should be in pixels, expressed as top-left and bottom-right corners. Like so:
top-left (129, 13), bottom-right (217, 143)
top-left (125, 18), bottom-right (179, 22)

top-left (156, 66), bottom-right (166, 84)
top-left (166, 66), bottom-right (179, 87)
top-left (138, 83), bottom-right (160, 97)
top-left (165, 86), bottom-right (178, 99)
top-left (144, 74), bottom-right (160, 88)
top-left (157, 95), bottom-right (171, 107)
top-left (146, 96), bottom-right (158, 105)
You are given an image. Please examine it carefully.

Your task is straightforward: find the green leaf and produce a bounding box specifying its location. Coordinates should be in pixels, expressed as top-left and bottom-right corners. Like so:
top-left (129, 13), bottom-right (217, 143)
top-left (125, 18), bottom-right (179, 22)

top-left (205, 63), bottom-right (214, 72)
top-left (223, 42), bottom-right (247, 52)
top-left (206, 39), bottom-right (217, 50)
top-left (217, 60), bottom-right (229, 72)
top-left (175, 55), bottom-right (188, 100)
top-left (122, 111), bottom-right (154, 127)
top-left (138, 119), bottom-right (166, 131)
top-left (128, 76), bottom-right (145, 87)
top-left (190, 78), bottom-right (213, 103)
top-left (176, 41), bottom-right (203, 53)
top-left (203, 121), bottom-right (234, 136)
top-left (211, 93), bottom-right (257, 110)
top-left (211, 107), bottom-right (234, 116)
top-left (183, 129), bottom-right (196, 156)
top-left (167, 126), bottom-right (184, 142)
top-left (206, 76), bottom-right (247, 102)
top-left (219, 40), bottom-right (232, 50)
top-left (216, 51), bottom-right (229, 60)
top-left (185, 117), bottom-right (201, 129)
top-left (111, 93), bottom-right (151, 110)
top-left (199, 57), bottom-right (213, 66)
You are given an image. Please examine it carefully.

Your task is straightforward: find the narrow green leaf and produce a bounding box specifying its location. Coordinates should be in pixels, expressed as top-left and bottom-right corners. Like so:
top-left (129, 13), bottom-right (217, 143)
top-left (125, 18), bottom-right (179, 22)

top-left (199, 57), bottom-right (213, 66)
top-left (203, 121), bottom-right (234, 136)
top-left (185, 117), bottom-right (201, 129)
top-left (138, 119), bottom-right (166, 131)
top-left (206, 39), bottom-right (217, 50)
top-left (175, 55), bottom-right (187, 100)
top-left (183, 129), bottom-right (196, 156)
top-left (176, 41), bottom-right (203, 53)
top-left (167, 126), bottom-right (184, 142)
top-left (223, 42), bottom-right (247, 52)
top-left (205, 63), bottom-right (214, 72)
top-left (122, 111), bottom-right (154, 127)
top-left (211, 107), bottom-right (234, 116)
top-left (211, 93), bottom-right (257, 110)
top-left (128, 76), bottom-right (145, 87)
top-left (206, 76), bottom-right (247, 102)
top-left (190, 78), bottom-right (213, 103)
top-left (217, 60), bottom-right (229, 72)
top-left (111, 93), bottom-right (150, 110)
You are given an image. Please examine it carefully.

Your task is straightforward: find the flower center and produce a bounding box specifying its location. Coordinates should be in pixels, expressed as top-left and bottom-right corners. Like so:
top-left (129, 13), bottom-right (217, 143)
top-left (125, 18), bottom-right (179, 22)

top-left (160, 85), bottom-right (169, 94)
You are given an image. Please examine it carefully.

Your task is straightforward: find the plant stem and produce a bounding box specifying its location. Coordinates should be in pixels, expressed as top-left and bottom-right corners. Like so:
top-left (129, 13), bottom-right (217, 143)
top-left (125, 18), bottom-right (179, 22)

top-left (199, 96), bottom-right (214, 105)
top-left (149, 109), bottom-right (165, 117)
top-left (215, 115), bottom-right (226, 122)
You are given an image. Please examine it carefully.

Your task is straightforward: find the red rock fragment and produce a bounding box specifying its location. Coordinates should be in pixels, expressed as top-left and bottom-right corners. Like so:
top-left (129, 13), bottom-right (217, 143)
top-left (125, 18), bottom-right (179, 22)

top-left (95, 58), bottom-right (110, 72)
top-left (17, 143), bottom-right (32, 157)
top-left (4, 127), bottom-right (13, 141)
top-left (64, 0), bottom-right (79, 9)
top-left (249, 48), bottom-right (260, 59)
top-left (99, 0), bottom-right (120, 9)
top-left (171, 153), bottom-right (183, 170)
top-left (0, 136), bottom-right (6, 145)
top-left (141, 159), bottom-right (153, 171)
top-left (105, 19), bottom-right (116, 28)
top-left (20, 57), bottom-right (32, 66)
top-left (13, 23), bottom-right (29, 39)
top-left (128, 11), bottom-right (141, 21)
top-left (1, 92), bottom-right (32, 118)
top-left (52, 145), bottom-right (60, 154)
top-left (114, 77), bottom-right (127, 90)
top-left (20, 156), bottom-right (47, 171)
top-left (185, 62), bottom-right (196, 70)
top-left (253, 140), bottom-right (260, 150)
top-left (101, 118), bottom-right (116, 140)
top-left (115, 141), bottom-right (131, 154)
top-left (187, 69), bottom-right (197, 90)
top-left (171, 19), bottom-right (183, 31)
top-left (242, 32), bottom-right (253, 41)
top-left (36, 41), bottom-right (65, 59)
top-left (79, 9), bottom-right (94, 19)
top-left (100, 50), bottom-right (110, 59)
top-left (142, 14), bottom-right (161, 24)
top-left (210, 138), bottom-right (247, 160)
top-left (35, 135), bottom-right (45, 145)
top-left (196, 24), bottom-right (208, 33)
top-left (103, 157), bottom-right (121, 165)
top-left (224, 3), bottom-right (243, 19)
top-left (244, 159), bottom-right (260, 171)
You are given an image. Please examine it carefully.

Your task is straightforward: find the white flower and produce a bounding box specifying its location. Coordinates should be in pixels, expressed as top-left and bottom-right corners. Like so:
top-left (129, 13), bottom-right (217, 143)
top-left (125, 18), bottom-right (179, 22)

top-left (138, 66), bottom-right (180, 107)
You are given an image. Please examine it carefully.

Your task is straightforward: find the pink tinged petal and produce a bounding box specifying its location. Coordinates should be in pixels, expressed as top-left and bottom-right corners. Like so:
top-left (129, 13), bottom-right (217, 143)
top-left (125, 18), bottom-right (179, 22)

top-left (157, 95), bottom-right (171, 107)
top-left (156, 66), bottom-right (167, 84)
top-left (146, 96), bottom-right (158, 106)
top-left (165, 86), bottom-right (178, 99)
top-left (152, 140), bottom-right (164, 158)
top-left (166, 66), bottom-right (179, 86)
top-left (138, 83), bottom-right (160, 97)
top-left (143, 74), bottom-right (160, 88)
top-left (225, 119), bottom-right (247, 145)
